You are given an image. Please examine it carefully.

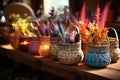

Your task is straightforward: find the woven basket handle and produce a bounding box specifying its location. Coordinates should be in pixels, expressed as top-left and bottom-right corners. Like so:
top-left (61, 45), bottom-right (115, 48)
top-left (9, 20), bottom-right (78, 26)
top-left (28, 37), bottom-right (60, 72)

top-left (66, 25), bottom-right (80, 34)
top-left (65, 24), bottom-right (80, 43)
top-left (108, 27), bottom-right (119, 41)
top-left (73, 25), bottom-right (80, 34)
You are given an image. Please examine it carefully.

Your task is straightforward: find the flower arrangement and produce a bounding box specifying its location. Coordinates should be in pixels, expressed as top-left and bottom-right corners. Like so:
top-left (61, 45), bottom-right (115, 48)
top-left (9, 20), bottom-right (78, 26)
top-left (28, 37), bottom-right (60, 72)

top-left (46, 7), bottom-right (80, 43)
top-left (80, 2), bottom-right (112, 68)
top-left (78, 21), bottom-right (109, 44)
top-left (9, 13), bottom-right (35, 37)
top-left (77, 1), bottom-right (111, 45)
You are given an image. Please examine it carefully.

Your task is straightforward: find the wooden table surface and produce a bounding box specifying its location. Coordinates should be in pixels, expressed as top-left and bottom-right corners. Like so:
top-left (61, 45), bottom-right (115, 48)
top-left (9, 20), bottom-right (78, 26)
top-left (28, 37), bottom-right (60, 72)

top-left (0, 44), bottom-right (120, 80)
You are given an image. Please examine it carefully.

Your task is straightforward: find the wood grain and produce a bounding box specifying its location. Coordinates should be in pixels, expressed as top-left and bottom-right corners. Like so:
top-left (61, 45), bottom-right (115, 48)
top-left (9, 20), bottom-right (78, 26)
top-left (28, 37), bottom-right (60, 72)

top-left (0, 44), bottom-right (120, 80)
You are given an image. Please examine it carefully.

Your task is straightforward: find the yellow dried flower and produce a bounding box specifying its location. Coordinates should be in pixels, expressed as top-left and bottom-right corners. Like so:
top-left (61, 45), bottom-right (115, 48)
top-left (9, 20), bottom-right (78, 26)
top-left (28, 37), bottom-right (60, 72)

top-left (11, 14), bottom-right (35, 37)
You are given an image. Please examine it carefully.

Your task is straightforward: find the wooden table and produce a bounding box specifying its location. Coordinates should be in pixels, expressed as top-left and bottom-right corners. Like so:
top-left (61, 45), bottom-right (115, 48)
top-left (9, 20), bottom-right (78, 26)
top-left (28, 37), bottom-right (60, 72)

top-left (0, 44), bottom-right (120, 80)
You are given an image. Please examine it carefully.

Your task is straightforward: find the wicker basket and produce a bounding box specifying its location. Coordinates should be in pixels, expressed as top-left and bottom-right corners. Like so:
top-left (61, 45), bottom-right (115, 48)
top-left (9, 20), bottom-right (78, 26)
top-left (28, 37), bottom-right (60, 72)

top-left (50, 37), bottom-right (61, 60)
top-left (108, 28), bottom-right (120, 62)
top-left (85, 43), bottom-right (111, 68)
top-left (58, 41), bottom-right (84, 65)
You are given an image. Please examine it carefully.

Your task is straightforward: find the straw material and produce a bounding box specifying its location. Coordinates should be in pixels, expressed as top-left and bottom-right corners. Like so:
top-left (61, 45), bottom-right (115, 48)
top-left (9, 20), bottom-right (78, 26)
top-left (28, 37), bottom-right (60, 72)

top-left (108, 29), bottom-right (120, 63)
top-left (50, 37), bottom-right (61, 60)
top-left (88, 44), bottom-right (109, 53)
top-left (58, 41), bottom-right (84, 65)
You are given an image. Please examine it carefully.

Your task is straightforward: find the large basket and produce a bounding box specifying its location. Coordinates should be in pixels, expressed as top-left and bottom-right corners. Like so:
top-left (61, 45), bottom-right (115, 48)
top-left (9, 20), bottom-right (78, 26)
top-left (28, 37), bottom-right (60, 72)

top-left (85, 43), bottom-right (111, 68)
top-left (58, 41), bottom-right (84, 65)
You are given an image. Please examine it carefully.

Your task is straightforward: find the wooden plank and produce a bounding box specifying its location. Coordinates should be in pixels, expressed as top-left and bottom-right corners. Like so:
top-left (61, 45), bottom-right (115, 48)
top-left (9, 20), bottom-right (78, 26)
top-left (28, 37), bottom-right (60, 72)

top-left (74, 65), bottom-right (120, 80)
top-left (0, 44), bottom-right (120, 80)
top-left (108, 59), bottom-right (120, 69)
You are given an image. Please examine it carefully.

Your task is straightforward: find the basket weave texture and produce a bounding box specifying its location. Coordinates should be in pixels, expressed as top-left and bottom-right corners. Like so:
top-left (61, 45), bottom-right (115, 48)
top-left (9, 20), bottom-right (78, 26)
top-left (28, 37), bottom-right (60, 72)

top-left (85, 44), bottom-right (111, 68)
top-left (58, 41), bottom-right (84, 65)
top-left (50, 37), bottom-right (61, 59)
top-left (108, 28), bottom-right (120, 62)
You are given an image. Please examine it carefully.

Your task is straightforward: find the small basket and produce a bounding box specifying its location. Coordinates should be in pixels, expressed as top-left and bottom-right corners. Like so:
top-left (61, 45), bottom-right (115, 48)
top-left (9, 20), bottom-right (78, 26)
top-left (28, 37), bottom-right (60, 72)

top-left (108, 28), bottom-right (120, 62)
top-left (50, 37), bottom-right (61, 60)
top-left (58, 41), bottom-right (84, 65)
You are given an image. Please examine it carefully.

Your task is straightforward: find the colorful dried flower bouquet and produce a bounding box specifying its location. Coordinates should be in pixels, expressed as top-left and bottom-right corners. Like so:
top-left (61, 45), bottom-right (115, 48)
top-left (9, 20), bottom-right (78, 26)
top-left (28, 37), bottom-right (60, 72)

top-left (77, 2), bottom-right (111, 45)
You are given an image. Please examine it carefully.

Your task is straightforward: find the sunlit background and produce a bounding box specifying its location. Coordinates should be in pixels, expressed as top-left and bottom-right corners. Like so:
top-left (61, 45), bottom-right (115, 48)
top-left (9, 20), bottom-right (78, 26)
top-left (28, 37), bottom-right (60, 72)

top-left (44, 0), bottom-right (69, 15)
